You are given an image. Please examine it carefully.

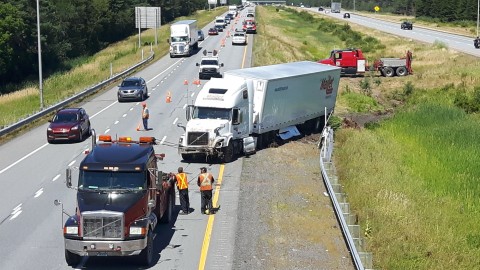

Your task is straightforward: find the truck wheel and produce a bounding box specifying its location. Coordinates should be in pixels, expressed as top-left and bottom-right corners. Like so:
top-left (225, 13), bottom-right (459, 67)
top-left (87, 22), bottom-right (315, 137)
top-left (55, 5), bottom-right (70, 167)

top-left (384, 67), bottom-right (395, 77)
top-left (159, 191), bottom-right (174, 223)
top-left (137, 230), bottom-right (153, 266)
top-left (65, 250), bottom-right (81, 266)
top-left (396, 66), bottom-right (408, 76)
top-left (223, 142), bottom-right (234, 163)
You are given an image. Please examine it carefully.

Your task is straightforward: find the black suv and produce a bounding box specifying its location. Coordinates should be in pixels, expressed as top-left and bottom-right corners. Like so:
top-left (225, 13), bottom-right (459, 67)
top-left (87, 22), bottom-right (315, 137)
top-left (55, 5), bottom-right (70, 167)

top-left (401, 21), bottom-right (413, 30)
top-left (117, 77), bottom-right (148, 102)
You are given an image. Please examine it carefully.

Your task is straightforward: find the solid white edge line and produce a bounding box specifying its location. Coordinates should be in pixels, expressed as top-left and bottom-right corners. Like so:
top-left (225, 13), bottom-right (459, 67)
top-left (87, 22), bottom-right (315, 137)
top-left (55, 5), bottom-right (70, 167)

top-left (0, 144), bottom-right (48, 174)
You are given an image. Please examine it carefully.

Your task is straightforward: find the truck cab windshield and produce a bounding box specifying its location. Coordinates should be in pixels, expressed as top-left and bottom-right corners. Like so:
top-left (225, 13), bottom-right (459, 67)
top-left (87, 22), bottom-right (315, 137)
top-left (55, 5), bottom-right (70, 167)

top-left (171, 36), bottom-right (188, 42)
top-left (194, 107), bottom-right (231, 120)
top-left (78, 171), bottom-right (147, 191)
top-left (201, 60), bottom-right (218, 65)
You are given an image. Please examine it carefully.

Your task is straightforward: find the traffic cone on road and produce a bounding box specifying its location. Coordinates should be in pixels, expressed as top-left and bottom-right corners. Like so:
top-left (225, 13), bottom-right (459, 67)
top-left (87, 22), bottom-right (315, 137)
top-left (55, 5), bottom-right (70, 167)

top-left (166, 91), bottom-right (172, 103)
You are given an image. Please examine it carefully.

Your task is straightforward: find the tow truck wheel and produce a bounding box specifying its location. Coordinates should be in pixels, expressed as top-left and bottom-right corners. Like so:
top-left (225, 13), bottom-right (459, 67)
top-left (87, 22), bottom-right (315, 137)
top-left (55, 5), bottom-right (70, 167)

top-left (138, 230), bottom-right (153, 266)
top-left (160, 191), bottom-right (174, 223)
top-left (384, 67), bottom-right (395, 77)
top-left (65, 250), bottom-right (81, 266)
top-left (396, 66), bottom-right (408, 76)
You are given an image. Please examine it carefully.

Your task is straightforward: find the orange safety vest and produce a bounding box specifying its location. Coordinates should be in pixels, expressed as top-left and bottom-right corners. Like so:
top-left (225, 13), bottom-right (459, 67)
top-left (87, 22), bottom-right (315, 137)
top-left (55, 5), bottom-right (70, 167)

top-left (176, 173), bottom-right (188, 190)
top-left (199, 173), bottom-right (213, 191)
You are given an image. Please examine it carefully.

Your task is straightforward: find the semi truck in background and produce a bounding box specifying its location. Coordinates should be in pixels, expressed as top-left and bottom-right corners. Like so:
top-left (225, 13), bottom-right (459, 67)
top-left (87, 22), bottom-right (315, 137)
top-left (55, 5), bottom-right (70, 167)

top-left (177, 61), bottom-right (341, 163)
top-left (228, 5), bottom-right (238, 17)
top-left (58, 132), bottom-right (175, 267)
top-left (331, 2), bottom-right (341, 13)
top-left (168, 20), bottom-right (198, 58)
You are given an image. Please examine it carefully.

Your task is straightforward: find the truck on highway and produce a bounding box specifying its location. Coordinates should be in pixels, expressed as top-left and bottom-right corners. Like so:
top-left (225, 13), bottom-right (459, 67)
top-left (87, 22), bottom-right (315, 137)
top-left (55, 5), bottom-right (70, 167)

top-left (58, 132), bottom-right (175, 267)
top-left (196, 50), bottom-right (224, 80)
top-left (177, 61), bottom-right (341, 163)
top-left (168, 20), bottom-right (198, 58)
top-left (331, 2), bottom-right (341, 13)
top-left (228, 5), bottom-right (238, 17)
top-left (318, 48), bottom-right (413, 77)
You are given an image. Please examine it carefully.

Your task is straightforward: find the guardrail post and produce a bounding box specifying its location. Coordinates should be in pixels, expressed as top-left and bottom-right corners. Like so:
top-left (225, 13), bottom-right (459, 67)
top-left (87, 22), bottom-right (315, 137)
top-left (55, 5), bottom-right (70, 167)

top-left (110, 63), bottom-right (113, 78)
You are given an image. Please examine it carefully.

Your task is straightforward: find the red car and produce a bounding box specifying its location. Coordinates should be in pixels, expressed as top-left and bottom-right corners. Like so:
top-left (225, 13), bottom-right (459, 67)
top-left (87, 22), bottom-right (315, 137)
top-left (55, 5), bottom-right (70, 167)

top-left (208, 27), bottom-right (218, 35)
top-left (47, 108), bottom-right (91, 143)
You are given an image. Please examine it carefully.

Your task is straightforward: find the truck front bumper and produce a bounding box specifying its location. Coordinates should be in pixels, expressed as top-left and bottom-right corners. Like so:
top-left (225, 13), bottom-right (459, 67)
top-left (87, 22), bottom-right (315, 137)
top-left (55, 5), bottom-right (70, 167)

top-left (178, 145), bottom-right (219, 156)
top-left (65, 237), bottom-right (147, 256)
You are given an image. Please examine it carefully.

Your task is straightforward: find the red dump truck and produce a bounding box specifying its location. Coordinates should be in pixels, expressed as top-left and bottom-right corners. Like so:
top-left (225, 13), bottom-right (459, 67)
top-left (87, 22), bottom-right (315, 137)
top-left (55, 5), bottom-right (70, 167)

top-left (318, 48), bottom-right (413, 77)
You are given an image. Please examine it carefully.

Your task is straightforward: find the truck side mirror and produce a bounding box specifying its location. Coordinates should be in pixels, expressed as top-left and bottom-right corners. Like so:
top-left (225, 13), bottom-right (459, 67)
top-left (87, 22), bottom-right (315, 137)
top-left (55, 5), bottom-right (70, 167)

top-left (196, 63), bottom-right (199, 66)
top-left (186, 105), bottom-right (194, 121)
top-left (66, 168), bottom-right (72, 188)
top-left (176, 122), bottom-right (186, 131)
top-left (221, 63), bottom-right (224, 67)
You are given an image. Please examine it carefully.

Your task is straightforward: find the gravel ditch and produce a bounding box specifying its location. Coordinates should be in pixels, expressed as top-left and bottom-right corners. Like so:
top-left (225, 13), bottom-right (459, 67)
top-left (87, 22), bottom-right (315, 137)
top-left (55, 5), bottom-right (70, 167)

top-left (232, 135), bottom-right (355, 270)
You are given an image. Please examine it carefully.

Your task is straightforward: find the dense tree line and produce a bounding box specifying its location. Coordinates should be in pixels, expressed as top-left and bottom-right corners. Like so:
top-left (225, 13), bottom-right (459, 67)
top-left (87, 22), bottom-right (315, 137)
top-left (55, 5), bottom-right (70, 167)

top-left (288, 0), bottom-right (479, 20)
top-left (0, 0), bottom-right (206, 94)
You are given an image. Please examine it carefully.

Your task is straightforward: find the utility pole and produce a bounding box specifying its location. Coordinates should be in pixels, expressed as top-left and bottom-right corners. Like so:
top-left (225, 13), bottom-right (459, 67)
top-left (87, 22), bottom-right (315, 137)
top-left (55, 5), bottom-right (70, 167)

top-left (36, 0), bottom-right (44, 110)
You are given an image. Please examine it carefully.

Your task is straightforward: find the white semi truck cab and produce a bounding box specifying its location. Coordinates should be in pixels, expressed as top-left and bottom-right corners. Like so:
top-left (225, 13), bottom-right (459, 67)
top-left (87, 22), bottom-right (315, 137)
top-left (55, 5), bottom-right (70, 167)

top-left (169, 20), bottom-right (198, 57)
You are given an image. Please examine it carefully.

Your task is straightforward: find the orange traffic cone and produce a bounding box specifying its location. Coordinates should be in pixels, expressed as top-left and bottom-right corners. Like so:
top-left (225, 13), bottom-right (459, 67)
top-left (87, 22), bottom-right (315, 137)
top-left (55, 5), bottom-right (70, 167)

top-left (221, 38), bottom-right (225, 47)
top-left (166, 91), bottom-right (171, 103)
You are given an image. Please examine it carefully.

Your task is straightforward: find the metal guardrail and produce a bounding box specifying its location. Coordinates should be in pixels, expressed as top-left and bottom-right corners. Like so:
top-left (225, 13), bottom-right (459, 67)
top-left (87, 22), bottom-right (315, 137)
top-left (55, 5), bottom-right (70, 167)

top-left (319, 126), bottom-right (373, 270)
top-left (0, 52), bottom-right (155, 138)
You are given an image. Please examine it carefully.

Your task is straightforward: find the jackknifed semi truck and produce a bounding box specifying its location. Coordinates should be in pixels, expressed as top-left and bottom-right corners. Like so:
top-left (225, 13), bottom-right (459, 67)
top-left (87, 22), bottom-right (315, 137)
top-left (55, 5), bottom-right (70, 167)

top-left (177, 61), bottom-right (341, 163)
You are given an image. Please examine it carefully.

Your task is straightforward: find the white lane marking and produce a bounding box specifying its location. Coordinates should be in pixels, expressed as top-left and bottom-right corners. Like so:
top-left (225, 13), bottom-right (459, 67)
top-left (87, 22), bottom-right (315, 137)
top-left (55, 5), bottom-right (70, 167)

top-left (122, 114), bottom-right (127, 118)
top-left (0, 143), bottom-right (48, 174)
top-left (52, 174), bottom-right (61, 182)
top-left (68, 160), bottom-right (76, 167)
top-left (90, 101), bottom-right (118, 119)
top-left (191, 92), bottom-right (195, 97)
top-left (183, 104), bottom-right (187, 109)
top-left (9, 210), bottom-right (22, 221)
top-left (34, 188), bottom-right (44, 198)
top-left (13, 204), bottom-right (22, 212)
top-left (130, 108), bottom-right (133, 111)
top-left (1, 50), bottom-right (182, 176)
top-left (114, 120), bottom-right (119, 125)
top-left (160, 136), bottom-right (167, 145)
top-left (173, 118), bottom-right (178, 125)
top-left (105, 129), bottom-right (110, 134)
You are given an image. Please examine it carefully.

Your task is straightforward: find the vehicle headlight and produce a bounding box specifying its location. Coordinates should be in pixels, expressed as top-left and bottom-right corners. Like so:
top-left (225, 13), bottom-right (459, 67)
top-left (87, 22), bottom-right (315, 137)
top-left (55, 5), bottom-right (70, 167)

top-left (129, 227), bottom-right (146, 235)
top-left (71, 125), bottom-right (79, 131)
top-left (64, 226), bottom-right (78, 235)
top-left (47, 127), bottom-right (52, 131)
top-left (179, 137), bottom-right (183, 144)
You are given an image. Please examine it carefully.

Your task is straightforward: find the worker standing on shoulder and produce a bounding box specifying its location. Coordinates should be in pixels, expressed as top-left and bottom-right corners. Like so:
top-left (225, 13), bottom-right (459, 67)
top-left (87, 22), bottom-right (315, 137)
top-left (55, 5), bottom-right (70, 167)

top-left (175, 167), bottom-right (190, 215)
top-left (197, 167), bottom-right (214, 215)
top-left (141, 102), bottom-right (150, 130)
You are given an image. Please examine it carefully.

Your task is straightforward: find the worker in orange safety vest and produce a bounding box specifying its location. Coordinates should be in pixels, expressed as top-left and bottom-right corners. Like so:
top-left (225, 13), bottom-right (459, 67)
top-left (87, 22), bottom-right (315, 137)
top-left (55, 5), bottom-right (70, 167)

top-left (175, 167), bottom-right (190, 215)
top-left (197, 167), bottom-right (214, 214)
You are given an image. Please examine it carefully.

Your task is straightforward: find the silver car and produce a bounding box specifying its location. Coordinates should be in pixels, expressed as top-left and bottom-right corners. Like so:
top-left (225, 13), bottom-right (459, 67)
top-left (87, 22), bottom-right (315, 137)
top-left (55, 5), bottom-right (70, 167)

top-left (117, 77), bottom-right (148, 102)
top-left (198, 30), bottom-right (205, 41)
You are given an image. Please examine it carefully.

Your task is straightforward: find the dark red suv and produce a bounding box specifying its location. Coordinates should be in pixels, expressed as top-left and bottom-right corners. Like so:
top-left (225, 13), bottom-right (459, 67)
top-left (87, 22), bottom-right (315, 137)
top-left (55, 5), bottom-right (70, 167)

top-left (47, 108), bottom-right (91, 143)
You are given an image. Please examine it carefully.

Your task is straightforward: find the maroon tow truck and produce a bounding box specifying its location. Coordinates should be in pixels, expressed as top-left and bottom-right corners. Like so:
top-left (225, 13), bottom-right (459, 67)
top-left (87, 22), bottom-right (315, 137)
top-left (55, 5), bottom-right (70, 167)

top-left (55, 130), bottom-right (175, 267)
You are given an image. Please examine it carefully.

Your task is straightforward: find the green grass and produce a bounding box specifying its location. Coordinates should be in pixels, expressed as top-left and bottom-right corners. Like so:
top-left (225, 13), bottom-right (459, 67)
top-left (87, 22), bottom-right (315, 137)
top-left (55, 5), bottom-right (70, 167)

top-left (0, 7), bottom-right (226, 128)
top-left (253, 5), bottom-right (480, 269)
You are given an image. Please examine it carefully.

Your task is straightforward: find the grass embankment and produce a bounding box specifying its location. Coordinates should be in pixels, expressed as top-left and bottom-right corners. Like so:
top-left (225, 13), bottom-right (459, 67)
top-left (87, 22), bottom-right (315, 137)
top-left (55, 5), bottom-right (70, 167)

top-left (254, 5), bottom-right (480, 269)
top-left (0, 7), bottom-right (226, 128)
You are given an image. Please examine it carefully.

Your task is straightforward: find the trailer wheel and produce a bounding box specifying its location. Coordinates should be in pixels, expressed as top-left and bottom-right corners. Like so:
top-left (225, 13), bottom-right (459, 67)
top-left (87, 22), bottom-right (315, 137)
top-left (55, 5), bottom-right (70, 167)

top-left (137, 230), bottom-right (153, 266)
top-left (65, 250), bottom-right (81, 266)
top-left (396, 66), bottom-right (408, 76)
top-left (384, 67), bottom-right (395, 77)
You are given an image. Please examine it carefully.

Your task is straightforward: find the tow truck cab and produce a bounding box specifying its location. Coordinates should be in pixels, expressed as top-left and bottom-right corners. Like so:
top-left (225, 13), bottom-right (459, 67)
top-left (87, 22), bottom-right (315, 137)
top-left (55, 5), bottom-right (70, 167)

top-left (318, 48), bottom-right (367, 75)
top-left (61, 132), bottom-right (174, 267)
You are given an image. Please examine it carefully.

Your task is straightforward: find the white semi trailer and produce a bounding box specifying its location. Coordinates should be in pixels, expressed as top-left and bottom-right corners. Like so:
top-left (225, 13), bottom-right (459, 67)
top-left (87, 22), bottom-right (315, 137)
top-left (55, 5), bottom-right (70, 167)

top-left (168, 20), bottom-right (198, 58)
top-left (177, 61), bottom-right (341, 163)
